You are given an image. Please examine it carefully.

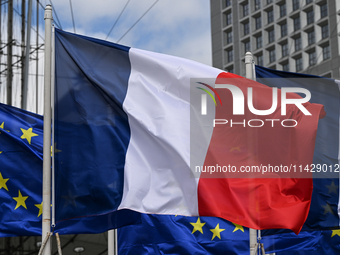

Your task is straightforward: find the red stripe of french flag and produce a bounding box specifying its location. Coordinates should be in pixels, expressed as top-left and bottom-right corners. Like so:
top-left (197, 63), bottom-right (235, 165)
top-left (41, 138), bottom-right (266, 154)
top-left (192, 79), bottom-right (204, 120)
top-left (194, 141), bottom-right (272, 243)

top-left (197, 72), bottom-right (325, 234)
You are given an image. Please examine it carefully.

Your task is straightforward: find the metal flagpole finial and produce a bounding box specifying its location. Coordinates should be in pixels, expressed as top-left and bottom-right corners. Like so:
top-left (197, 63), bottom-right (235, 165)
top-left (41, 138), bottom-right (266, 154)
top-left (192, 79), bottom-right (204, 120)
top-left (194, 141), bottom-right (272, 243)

top-left (245, 52), bottom-right (254, 64)
top-left (245, 52), bottom-right (256, 81)
top-left (44, 5), bottom-right (52, 20)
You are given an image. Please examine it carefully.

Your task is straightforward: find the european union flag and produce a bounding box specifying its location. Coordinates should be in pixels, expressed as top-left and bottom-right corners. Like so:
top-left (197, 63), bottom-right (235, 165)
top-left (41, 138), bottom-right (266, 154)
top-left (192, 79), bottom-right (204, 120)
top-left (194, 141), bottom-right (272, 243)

top-left (255, 65), bottom-right (340, 231)
top-left (0, 103), bottom-right (139, 236)
top-left (117, 213), bottom-right (340, 254)
top-left (0, 103), bottom-right (43, 237)
top-left (255, 65), bottom-right (340, 253)
top-left (118, 214), bottom-right (249, 255)
top-left (263, 229), bottom-right (340, 254)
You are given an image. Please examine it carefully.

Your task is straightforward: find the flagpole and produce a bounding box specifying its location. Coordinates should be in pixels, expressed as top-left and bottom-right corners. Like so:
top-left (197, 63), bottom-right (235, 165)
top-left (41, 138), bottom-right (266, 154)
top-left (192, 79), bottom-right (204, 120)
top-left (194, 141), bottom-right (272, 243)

top-left (108, 229), bottom-right (117, 255)
top-left (245, 51), bottom-right (257, 255)
top-left (42, 4), bottom-right (53, 255)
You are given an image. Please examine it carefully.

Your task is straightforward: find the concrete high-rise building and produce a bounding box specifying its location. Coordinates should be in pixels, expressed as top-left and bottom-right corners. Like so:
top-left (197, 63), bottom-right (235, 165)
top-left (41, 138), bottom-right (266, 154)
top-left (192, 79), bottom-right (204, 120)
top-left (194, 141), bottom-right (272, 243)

top-left (210, 0), bottom-right (340, 78)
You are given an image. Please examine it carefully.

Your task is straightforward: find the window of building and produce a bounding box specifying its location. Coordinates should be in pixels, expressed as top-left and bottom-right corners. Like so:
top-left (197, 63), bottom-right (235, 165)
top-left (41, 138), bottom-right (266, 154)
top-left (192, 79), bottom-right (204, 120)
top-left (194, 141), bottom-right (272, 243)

top-left (321, 24), bottom-right (329, 39)
top-left (244, 22), bottom-right (250, 35)
top-left (257, 55), bottom-right (264, 66)
top-left (227, 31), bottom-right (233, 44)
top-left (309, 51), bottom-right (316, 66)
top-left (307, 10), bottom-right (314, 25)
top-left (226, 12), bottom-right (232, 25)
top-left (244, 41), bottom-right (251, 53)
top-left (228, 50), bottom-right (234, 62)
top-left (282, 43), bottom-right (289, 57)
top-left (323, 45), bottom-right (330, 60)
top-left (243, 3), bottom-right (249, 17)
top-left (293, 0), bottom-right (299, 11)
top-left (268, 29), bottom-right (275, 43)
top-left (306, 0), bottom-right (313, 4)
top-left (280, 4), bottom-right (286, 17)
top-left (267, 0), bottom-right (273, 4)
top-left (307, 30), bottom-right (315, 45)
top-left (281, 23), bottom-right (287, 37)
top-left (293, 17), bottom-right (300, 31)
top-left (295, 37), bottom-right (302, 51)
top-left (282, 63), bottom-right (289, 71)
top-left (296, 57), bottom-right (303, 71)
top-left (226, 0), bottom-right (231, 7)
top-left (320, 4), bottom-right (328, 18)
top-left (255, 16), bottom-right (262, 30)
top-left (267, 10), bottom-right (274, 24)
top-left (255, 0), bottom-right (261, 10)
top-left (269, 49), bottom-right (276, 63)
top-left (256, 35), bottom-right (263, 49)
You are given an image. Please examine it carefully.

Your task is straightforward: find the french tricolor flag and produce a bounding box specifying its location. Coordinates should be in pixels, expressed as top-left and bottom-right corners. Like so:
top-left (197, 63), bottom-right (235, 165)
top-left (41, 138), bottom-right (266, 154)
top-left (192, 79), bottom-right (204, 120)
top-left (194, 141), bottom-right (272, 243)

top-left (54, 29), bottom-right (325, 234)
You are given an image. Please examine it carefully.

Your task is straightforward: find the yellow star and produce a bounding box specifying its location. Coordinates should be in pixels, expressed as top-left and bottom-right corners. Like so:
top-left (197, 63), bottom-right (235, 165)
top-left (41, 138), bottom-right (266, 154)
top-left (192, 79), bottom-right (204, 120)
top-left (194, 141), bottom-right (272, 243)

top-left (190, 218), bottom-right (206, 234)
top-left (326, 181), bottom-right (338, 195)
top-left (35, 202), bottom-right (43, 217)
top-left (0, 172), bottom-right (9, 191)
top-left (13, 190), bottom-right (28, 210)
top-left (0, 122), bottom-right (9, 133)
top-left (210, 223), bottom-right (225, 240)
top-left (62, 191), bottom-right (78, 207)
top-left (232, 223), bottom-right (244, 232)
top-left (230, 147), bottom-right (241, 152)
top-left (322, 203), bottom-right (334, 215)
top-left (20, 128), bottom-right (38, 144)
top-left (331, 229), bottom-right (340, 238)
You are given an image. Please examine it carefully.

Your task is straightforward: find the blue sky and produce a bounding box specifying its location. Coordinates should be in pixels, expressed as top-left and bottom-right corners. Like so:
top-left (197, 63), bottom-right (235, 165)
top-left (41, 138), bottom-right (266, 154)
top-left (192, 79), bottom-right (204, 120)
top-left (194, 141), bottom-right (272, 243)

top-left (44, 0), bottom-right (212, 65)
top-left (0, 0), bottom-right (212, 112)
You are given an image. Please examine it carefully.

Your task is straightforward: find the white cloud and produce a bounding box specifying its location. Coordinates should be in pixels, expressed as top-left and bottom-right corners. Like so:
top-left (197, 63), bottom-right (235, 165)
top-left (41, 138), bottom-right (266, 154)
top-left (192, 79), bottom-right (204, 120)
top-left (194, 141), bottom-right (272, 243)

top-left (1, 0), bottom-right (212, 112)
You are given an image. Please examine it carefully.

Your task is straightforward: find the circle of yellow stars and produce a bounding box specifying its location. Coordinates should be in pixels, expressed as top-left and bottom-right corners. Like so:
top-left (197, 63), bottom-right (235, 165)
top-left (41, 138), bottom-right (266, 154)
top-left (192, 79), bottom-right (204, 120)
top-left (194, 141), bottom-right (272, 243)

top-left (0, 123), bottom-right (42, 216)
top-left (189, 217), bottom-right (340, 241)
top-left (190, 217), bottom-right (244, 241)
top-left (0, 172), bottom-right (42, 216)
top-left (0, 122), bottom-right (62, 218)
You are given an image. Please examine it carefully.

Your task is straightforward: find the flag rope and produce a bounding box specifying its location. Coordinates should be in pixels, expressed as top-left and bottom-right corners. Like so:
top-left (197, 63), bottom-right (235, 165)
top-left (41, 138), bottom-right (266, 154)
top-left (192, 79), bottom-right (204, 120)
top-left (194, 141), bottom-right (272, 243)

top-left (38, 232), bottom-right (52, 255)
